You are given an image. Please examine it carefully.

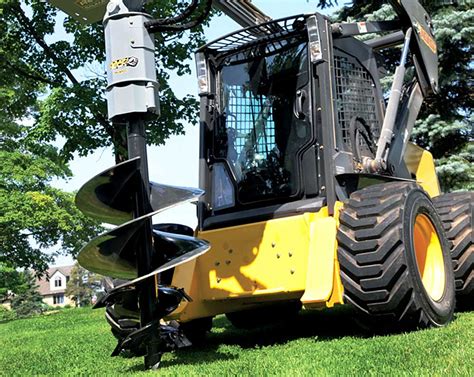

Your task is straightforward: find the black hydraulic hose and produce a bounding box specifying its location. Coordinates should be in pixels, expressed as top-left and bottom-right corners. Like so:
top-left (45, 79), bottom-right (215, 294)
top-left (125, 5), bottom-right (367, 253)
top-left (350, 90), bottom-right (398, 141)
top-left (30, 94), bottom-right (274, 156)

top-left (145, 0), bottom-right (199, 27)
top-left (349, 116), bottom-right (376, 163)
top-left (145, 0), bottom-right (212, 33)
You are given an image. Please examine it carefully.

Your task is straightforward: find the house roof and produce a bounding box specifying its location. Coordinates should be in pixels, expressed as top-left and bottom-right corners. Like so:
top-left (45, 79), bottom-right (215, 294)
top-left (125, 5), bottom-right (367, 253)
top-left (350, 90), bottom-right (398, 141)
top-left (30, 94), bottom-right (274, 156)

top-left (36, 265), bottom-right (74, 296)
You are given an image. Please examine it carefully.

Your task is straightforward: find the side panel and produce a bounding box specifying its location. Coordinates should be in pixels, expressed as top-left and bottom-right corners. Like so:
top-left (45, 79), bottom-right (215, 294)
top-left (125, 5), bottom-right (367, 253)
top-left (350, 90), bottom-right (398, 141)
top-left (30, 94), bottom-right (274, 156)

top-left (168, 206), bottom-right (345, 321)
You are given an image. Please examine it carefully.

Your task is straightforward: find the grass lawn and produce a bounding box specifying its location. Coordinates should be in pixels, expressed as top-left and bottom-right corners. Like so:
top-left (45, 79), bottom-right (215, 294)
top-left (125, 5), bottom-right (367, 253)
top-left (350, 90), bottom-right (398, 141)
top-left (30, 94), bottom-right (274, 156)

top-left (0, 306), bottom-right (473, 376)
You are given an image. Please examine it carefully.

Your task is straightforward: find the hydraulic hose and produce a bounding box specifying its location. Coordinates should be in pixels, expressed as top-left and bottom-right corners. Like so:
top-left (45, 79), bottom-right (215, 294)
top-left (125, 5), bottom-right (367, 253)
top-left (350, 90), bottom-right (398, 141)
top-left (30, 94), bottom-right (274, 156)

top-left (145, 0), bottom-right (212, 33)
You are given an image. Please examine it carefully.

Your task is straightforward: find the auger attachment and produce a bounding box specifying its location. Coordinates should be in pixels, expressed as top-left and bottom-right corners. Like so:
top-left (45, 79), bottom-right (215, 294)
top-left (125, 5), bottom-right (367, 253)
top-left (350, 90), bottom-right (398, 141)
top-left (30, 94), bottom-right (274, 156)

top-left (75, 157), bottom-right (208, 365)
top-left (50, 0), bottom-right (209, 369)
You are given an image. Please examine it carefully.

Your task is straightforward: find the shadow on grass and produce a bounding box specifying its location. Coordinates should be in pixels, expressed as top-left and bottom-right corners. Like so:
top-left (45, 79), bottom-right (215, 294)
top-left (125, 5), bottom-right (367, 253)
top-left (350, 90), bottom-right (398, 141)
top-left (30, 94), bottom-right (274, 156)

top-left (156, 305), bottom-right (367, 369)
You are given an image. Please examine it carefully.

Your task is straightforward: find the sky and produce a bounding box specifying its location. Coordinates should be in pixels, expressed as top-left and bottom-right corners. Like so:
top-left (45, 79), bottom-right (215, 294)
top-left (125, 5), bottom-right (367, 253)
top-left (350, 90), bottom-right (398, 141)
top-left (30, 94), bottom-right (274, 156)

top-left (51, 1), bottom-right (340, 266)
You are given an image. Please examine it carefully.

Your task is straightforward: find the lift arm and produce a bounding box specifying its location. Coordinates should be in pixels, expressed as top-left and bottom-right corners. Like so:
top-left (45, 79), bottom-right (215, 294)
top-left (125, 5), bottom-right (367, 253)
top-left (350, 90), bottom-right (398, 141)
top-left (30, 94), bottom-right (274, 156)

top-left (212, 0), bottom-right (271, 29)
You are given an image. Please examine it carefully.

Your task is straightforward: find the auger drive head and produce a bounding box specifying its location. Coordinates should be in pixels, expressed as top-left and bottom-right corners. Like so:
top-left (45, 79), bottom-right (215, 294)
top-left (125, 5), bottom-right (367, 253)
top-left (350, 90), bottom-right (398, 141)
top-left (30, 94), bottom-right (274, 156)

top-left (49, 0), bottom-right (472, 370)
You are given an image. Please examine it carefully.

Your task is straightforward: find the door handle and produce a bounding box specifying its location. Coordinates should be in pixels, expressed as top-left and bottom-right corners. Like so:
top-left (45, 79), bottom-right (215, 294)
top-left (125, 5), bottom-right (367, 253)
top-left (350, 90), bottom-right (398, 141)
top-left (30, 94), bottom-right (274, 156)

top-left (295, 89), bottom-right (306, 119)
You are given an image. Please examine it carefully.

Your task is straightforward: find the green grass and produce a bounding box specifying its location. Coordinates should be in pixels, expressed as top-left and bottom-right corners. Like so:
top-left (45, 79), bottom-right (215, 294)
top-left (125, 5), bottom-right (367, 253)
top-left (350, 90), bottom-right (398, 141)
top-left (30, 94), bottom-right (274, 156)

top-left (0, 307), bottom-right (473, 376)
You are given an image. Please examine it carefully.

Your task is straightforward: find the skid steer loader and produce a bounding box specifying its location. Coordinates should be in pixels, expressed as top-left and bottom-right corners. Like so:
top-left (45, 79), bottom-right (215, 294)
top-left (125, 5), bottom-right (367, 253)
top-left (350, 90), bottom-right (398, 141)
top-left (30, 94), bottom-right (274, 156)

top-left (50, 0), bottom-right (473, 369)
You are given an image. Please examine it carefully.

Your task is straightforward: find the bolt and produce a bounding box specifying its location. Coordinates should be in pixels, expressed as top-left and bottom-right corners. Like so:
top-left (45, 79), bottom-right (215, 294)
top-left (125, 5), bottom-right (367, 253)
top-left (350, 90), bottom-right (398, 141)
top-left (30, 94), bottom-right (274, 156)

top-left (289, 252), bottom-right (293, 257)
top-left (228, 249), bottom-right (233, 254)
top-left (217, 278), bottom-right (221, 283)
top-left (276, 253), bottom-right (281, 259)
top-left (225, 260), bottom-right (231, 265)
top-left (272, 242), bottom-right (276, 248)
top-left (215, 262), bottom-right (220, 267)
top-left (131, 40), bottom-right (135, 44)
top-left (290, 269), bottom-right (295, 275)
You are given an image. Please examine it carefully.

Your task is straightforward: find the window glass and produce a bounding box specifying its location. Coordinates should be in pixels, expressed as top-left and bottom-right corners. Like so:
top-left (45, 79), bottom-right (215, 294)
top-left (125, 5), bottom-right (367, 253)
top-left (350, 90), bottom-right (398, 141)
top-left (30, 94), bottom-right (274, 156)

top-left (217, 42), bottom-right (309, 204)
top-left (54, 276), bottom-right (62, 287)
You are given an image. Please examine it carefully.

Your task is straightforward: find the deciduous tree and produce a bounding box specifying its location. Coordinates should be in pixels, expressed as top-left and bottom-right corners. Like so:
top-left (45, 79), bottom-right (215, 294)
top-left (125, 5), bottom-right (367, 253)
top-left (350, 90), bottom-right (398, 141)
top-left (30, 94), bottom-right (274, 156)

top-left (65, 263), bottom-right (102, 307)
top-left (0, 121), bottom-right (103, 273)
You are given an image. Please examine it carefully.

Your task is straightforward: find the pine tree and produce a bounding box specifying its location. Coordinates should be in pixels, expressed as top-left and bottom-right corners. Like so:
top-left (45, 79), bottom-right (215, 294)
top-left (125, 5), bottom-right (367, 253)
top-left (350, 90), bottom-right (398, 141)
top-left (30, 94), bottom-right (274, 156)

top-left (10, 270), bottom-right (44, 317)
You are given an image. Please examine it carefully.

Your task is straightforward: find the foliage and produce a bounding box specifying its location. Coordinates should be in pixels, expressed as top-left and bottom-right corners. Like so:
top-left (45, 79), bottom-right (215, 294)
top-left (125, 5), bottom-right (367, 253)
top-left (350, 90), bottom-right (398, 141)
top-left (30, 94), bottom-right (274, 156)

top-left (0, 121), bottom-right (103, 273)
top-left (337, 1), bottom-right (473, 191)
top-left (9, 270), bottom-right (43, 318)
top-left (0, 306), bottom-right (16, 322)
top-left (0, 307), bottom-right (473, 375)
top-left (0, 262), bottom-right (25, 301)
top-left (0, 263), bottom-right (42, 321)
top-left (65, 262), bottom-right (102, 307)
top-left (0, 0), bottom-right (105, 273)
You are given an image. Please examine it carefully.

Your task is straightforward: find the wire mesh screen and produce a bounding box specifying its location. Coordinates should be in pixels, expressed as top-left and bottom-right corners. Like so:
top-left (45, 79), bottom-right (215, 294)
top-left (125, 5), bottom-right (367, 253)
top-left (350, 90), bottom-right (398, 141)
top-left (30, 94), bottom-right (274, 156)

top-left (225, 85), bottom-right (275, 156)
top-left (202, 15), bottom-right (306, 55)
top-left (334, 53), bottom-right (380, 151)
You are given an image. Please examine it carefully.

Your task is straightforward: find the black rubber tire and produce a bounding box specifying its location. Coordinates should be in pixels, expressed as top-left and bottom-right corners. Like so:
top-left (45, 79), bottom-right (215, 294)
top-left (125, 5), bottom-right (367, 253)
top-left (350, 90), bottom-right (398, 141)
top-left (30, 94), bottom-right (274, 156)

top-left (337, 182), bottom-right (455, 330)
top-left (433, 192), bottom-right (473, 309)
top-left (179, 317), bottom-right (213, 344)
top-left (225, 301), bottom-right (302, 329)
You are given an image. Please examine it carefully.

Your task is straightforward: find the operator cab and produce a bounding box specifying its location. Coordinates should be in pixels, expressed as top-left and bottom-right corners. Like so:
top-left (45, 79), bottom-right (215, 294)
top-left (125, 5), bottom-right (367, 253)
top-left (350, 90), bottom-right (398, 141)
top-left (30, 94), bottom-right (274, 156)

top-left (196, 14), bottom-right (385, 230)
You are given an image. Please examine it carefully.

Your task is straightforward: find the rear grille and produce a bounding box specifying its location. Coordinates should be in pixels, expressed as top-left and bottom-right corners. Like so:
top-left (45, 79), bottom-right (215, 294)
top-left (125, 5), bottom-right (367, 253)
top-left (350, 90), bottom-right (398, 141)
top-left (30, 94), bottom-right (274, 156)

top-left (334, 53), bottom-right (380, 152)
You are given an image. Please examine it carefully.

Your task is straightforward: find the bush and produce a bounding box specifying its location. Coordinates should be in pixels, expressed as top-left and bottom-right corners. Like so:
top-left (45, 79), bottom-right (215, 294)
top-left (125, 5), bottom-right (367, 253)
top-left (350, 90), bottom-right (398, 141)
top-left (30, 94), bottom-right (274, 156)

top-left (0, 306), bottom-right (16, 322)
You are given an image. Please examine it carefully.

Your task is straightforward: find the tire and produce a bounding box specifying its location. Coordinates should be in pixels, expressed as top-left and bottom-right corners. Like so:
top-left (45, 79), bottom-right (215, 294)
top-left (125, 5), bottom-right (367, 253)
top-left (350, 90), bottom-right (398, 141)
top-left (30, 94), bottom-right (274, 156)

top-left (225, 301), bottom-right (302, 329)
top-left (179, 317), bottom-right (213, 344)
top-left (337, 182), bottom-right (455, 330)
top-left (433, 192), bottom-right (473, 309)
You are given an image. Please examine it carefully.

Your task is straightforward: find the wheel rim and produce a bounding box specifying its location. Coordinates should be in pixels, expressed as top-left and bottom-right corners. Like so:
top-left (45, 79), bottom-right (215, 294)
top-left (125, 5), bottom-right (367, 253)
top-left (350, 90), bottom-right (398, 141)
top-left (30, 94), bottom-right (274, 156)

top-left (413, 214), bottom-right (446, 301)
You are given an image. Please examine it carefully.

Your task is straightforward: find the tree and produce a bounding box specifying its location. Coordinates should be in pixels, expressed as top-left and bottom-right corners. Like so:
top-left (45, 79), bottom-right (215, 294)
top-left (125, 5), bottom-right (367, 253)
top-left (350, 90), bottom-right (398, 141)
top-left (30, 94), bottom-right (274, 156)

top-left (10, 270), bottom-right (44, 317)
top-left (0, 262), bottom-right (25, 302)
top-left (337, 1), bottom-right (473, 191)
top-left (65, 263), bottom-right (102, 307)
top-left (0, 121), bottom-right (103, 273)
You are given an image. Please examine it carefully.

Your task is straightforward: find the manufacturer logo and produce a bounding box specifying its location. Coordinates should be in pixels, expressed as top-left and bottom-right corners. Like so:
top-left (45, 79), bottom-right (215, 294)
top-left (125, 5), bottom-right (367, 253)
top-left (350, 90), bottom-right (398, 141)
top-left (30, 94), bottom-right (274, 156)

top-left (414, 21), bottom-right (437, 54)
top-left (110, 56), bottom-right (139, 71)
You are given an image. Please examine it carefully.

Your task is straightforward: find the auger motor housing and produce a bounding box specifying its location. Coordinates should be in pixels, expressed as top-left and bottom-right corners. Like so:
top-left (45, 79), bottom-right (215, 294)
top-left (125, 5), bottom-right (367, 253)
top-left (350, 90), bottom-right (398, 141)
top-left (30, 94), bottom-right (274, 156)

top-left (103, 0), bottom-right (159, 120)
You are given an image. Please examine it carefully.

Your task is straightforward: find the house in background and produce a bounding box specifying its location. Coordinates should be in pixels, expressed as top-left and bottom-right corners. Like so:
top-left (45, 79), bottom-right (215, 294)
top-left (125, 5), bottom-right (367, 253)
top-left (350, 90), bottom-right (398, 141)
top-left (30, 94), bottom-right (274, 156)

top-left (36, 265), bottom-right (75, 307)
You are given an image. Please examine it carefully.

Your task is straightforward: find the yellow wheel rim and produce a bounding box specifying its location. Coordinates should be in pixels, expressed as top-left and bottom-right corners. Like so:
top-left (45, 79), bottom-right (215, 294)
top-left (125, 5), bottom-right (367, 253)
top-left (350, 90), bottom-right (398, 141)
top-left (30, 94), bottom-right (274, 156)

top-left (413, 214), bottom-right (446, 301)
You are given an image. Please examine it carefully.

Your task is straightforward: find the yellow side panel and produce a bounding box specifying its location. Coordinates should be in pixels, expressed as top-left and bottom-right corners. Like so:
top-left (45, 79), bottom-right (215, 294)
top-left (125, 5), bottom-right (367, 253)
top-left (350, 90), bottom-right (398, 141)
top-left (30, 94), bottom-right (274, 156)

top-left (169, 205), bottom-right (345, 322)
top-left (404, 142), bottom-right (441, 197)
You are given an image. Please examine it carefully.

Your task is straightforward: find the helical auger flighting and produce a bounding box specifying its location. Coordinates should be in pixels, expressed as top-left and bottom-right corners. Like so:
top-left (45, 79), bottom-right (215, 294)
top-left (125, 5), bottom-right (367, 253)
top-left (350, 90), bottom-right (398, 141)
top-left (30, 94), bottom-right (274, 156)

top-left (75, 157), bottom-right (209, 357)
